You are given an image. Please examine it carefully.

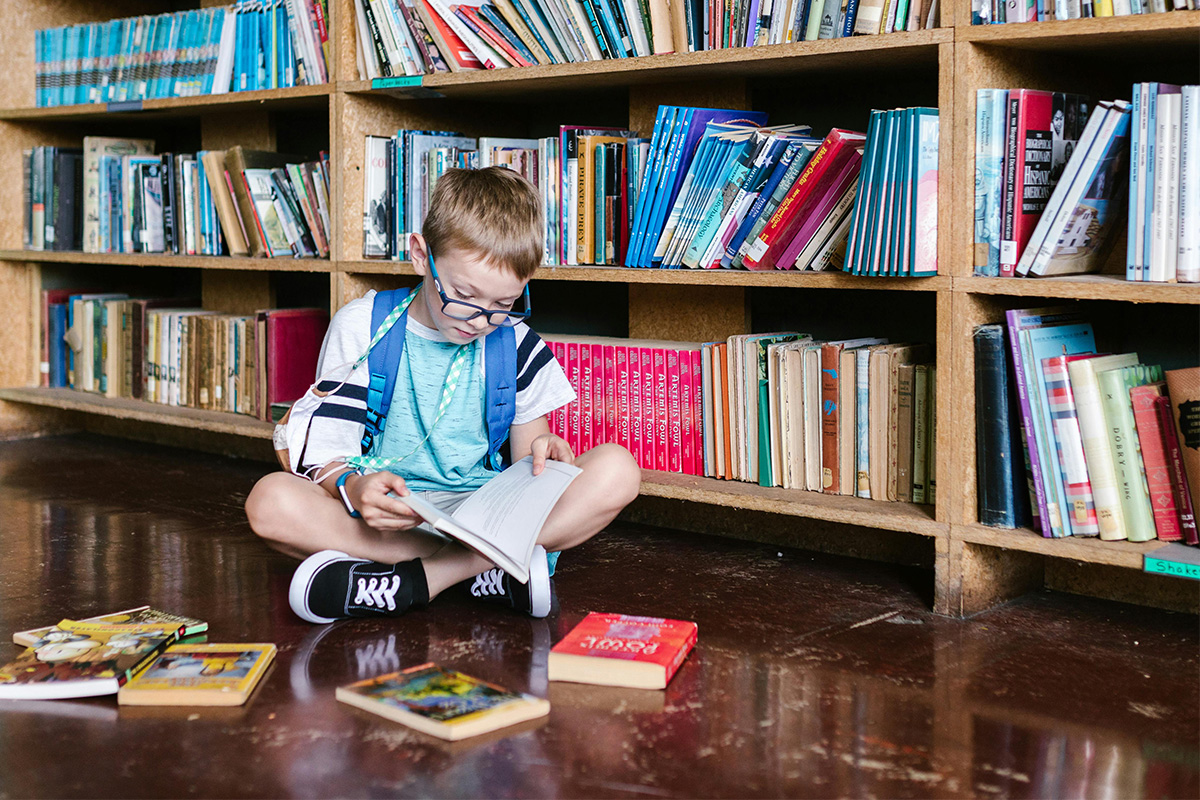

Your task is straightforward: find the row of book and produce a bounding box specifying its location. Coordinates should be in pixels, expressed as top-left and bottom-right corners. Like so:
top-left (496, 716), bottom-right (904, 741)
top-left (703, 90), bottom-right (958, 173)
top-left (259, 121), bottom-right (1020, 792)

top-left (34, 1), bottom-right (331, 108)
top-left (41, 290), bottom-right (328, 423)
top-left (23, 138), bottom-right (332, 259)
top-left (972, 0), bottom-right (1195, 24)
top-left (705, 335), bottom-right (935, 501)
top-left (974, 310), bottom-right (1199, 544)
top-left (355, 0), bottom-right (940, 78)
top-left (363, 105), bottom-right (939, 276)
top-left (1126, 83), bottom-right (1200, 283)
top-left (544, 337), bottom-right (705, 475)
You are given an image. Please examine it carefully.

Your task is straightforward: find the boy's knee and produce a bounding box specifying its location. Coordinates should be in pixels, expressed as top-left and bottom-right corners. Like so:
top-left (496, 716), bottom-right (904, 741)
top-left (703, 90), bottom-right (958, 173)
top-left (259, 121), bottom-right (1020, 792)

top-left (586, 444), bottom-right (642, 507)
top-left (245, 472), bottom-right (301, 541)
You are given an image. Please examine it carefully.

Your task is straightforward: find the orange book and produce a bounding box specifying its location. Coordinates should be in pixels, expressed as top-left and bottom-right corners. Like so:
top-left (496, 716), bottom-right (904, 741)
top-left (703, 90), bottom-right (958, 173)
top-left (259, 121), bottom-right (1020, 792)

top-left (548, 613), bottom-right (697, 689)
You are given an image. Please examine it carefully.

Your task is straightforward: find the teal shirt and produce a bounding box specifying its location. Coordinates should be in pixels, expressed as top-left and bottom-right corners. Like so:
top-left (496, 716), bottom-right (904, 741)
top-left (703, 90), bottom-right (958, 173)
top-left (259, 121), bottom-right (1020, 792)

top-left (369, 317), bottom-right (493, 492)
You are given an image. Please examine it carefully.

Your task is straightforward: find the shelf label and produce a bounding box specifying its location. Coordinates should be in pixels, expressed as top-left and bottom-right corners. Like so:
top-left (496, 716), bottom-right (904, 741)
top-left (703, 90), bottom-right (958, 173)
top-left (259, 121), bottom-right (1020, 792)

top-left (106, 100), bottom-right (143, 113)
top-left (371, 76), bottom-right (444, 99)
top-left (1143, 543), bottom-right (1200, 581)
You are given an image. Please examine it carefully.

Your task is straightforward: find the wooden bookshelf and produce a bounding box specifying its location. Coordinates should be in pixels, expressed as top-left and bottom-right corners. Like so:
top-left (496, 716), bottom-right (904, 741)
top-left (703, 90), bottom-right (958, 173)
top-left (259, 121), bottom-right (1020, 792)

top-left (1, 0), bottom-right (1196, 617)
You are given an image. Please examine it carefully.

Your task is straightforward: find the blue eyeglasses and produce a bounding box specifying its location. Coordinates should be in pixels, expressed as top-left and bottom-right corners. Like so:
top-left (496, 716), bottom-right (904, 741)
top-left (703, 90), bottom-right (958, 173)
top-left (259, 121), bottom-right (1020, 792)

top-left (427, 253), bottom-right (531, 328)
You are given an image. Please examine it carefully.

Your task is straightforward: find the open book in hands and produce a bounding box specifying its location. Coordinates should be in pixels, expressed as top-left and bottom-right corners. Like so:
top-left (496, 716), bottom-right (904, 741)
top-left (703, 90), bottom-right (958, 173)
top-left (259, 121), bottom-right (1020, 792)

top-left (398, 457), bottom-right (581, 584)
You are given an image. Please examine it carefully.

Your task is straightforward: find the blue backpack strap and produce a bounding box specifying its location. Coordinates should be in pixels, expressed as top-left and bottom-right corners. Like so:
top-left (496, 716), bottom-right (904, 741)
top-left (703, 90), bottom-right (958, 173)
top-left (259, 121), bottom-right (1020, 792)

top-left (483, 325), bottom-right (518, 470)
top-left (362, 289), bottom-right (410, 453)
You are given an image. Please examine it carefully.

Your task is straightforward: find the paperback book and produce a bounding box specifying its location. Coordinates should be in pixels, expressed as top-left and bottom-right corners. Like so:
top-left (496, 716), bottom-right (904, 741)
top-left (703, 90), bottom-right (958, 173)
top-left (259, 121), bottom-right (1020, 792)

top-left (118, 643), bottom-right (277, 706)
top-left (548, 612), bottom-right (697, 689)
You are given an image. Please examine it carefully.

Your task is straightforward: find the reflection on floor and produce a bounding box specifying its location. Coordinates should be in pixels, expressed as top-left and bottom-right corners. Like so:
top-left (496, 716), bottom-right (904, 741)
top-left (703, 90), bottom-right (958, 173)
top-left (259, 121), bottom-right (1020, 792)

top-left (0, 434), bottom-right (1196, 798)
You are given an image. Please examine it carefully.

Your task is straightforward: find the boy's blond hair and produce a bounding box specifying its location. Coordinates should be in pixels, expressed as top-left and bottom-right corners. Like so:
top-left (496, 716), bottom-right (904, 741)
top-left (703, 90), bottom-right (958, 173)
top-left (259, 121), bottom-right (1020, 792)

top-left (422, 167), bottom-right (543, 280)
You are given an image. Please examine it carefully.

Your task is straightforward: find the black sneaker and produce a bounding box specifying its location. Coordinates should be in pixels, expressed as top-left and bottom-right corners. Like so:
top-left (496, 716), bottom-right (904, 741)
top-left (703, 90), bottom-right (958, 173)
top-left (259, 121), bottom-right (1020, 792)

top-left (289, 550), bottom-right (427, 624)
top-left (464, 545), bottom-right (552, 618)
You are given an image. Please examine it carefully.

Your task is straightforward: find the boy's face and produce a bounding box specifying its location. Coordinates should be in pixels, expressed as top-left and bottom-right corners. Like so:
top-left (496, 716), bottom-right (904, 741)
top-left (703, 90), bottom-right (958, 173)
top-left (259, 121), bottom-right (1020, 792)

top-left (409, 236), bottom-right (528, 346)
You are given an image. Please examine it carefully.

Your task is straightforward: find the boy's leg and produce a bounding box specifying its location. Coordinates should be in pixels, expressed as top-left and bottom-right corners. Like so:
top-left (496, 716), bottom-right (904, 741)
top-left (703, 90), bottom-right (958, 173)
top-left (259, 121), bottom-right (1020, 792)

top-left (533, 443), bottom-right (642, 553)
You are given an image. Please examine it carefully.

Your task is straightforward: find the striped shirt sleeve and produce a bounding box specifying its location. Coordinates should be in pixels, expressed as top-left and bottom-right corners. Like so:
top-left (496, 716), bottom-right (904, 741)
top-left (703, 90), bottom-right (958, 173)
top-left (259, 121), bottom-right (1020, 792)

top-left (509, 324), bottom-right (576, 426)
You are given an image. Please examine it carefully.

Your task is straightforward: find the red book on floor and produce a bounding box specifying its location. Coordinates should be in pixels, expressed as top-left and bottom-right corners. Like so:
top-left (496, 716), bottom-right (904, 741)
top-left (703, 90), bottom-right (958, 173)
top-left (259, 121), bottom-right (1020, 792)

top-left (259, 308), bottom-right (329, 415)
top-left (548, 612), bottom-right (697, 689)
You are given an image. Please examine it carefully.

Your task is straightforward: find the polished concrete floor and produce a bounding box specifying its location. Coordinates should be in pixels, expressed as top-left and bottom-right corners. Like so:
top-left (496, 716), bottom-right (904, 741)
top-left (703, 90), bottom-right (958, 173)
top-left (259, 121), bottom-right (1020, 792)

top-left (0, 433), bottom-right (1197, 799)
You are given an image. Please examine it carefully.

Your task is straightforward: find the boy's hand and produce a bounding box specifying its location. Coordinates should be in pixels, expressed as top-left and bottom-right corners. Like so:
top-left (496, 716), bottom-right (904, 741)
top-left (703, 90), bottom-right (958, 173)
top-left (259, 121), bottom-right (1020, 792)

top-left (529, 433), bottom-right (575, 476)
top-left (346, 472), bottom-right (423, 531)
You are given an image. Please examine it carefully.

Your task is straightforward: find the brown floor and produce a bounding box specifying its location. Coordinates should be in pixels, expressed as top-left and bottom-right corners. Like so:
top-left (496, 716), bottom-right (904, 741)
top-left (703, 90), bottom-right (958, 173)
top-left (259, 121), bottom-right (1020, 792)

top-left (0, 433), bottom-right (1197, 799)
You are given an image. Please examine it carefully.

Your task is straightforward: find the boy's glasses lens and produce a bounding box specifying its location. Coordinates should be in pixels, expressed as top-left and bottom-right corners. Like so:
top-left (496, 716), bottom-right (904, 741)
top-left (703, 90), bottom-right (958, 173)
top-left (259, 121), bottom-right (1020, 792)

top-left (442, 300), bottom-right (527, 327)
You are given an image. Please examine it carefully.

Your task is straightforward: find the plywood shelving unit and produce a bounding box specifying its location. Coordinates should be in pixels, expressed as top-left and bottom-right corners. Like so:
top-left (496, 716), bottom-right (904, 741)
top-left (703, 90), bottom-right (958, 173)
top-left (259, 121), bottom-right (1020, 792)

top-left (1, 0), bottom-right (1196, 615)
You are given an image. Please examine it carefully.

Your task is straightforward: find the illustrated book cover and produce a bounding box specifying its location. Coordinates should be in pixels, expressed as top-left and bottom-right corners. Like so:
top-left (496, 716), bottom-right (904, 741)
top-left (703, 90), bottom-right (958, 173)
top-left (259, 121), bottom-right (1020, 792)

top-left (118, 643), bottom-right (277, 706)
top-left (13, 606), bottom-right (207, 648)
top-left (336, 662), bottom-right (549, 740)
top-left (548, 612), bottom-right (698, 689)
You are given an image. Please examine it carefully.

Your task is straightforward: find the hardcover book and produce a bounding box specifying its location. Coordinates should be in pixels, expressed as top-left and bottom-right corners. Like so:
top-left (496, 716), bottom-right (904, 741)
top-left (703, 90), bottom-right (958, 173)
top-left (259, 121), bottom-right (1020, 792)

top-left (118, 643), bottom-right (276, 706)
top-left (548, 612), bottom-right (697, 689)
top-left (0, 620), bottom-right (179, 700)
top-left (1165, 367), bottom-right (1200, 518)
top-left (336, 662), bottom-right (550, 740)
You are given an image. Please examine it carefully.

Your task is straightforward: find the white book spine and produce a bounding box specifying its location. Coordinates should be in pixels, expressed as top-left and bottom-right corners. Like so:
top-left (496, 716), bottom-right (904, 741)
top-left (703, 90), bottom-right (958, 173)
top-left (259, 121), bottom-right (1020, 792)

top-left (425, 0), bottom-right (509, 68)
top-left (1133, 83), bottom-right (1151, 280)
top-left (1179, 85), bottom-right (1200, 282)
top-left (1164, 92), bottom-right (1182, 283)
top-left (1149, 92), bottom-right (1174, 282)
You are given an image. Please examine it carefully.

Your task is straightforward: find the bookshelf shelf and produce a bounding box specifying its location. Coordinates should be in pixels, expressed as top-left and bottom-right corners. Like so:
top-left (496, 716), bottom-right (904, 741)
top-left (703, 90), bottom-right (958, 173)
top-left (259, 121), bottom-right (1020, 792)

top-left (341, 260), bottom-right (952, 289)
top-left (958, 12), bottom-right (1200, 51)
top-left (639, 470), bottom-right (944, 536)
top-left (955, 522), bottom-right (1162, 570)
top-left (0, 251), bottom-right (334, 273)
top-left (0, 388), bottom-right (275, 440)
top-left (341, 29), bottom-right (950, 100)
top-left (0, 85), bottom-right (334, 122)
top-left (959, 274), bottom-right (1200, 305)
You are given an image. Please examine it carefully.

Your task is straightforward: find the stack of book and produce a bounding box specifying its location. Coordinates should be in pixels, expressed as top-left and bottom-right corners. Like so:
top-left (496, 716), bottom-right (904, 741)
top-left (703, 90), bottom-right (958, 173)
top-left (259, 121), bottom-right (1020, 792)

top-left (545, 336), bottom-right (704, 476)
top-left (842, 107), bottom-right (940, 277)
top-left (973, 0), bottom-right (1195, 25)
top-left (0, 606), bottom-right (275, 706)
top-left (354, 0), bottom-right (941, 77)
top-left (973, 89), bottom-right (1092, 277)
top-left (40, 292), bottom-right (327, 423)
top-left (22, 139), bottom-right (332, 260)
top-left (974, 312), bottom-right (1199, 544)
top-left (34, 2), bottom-right (330, 108)
top-left (703, 335), bottom-right (935, 502)
top-left (1126, 83), bottom-right (1199, 284)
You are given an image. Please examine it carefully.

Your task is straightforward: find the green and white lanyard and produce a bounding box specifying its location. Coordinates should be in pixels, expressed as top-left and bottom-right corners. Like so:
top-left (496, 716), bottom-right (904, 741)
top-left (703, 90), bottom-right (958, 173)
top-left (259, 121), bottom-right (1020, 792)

top-left (345, 288), bottom-right (469, 473)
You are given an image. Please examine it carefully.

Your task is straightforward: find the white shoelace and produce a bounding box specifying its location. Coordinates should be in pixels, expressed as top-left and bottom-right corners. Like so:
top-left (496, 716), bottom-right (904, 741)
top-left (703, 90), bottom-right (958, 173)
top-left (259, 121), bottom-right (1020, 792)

top-left (354, 575), bottom-right (401, 611)
top-left (470, 569), bottom-right (506, 598)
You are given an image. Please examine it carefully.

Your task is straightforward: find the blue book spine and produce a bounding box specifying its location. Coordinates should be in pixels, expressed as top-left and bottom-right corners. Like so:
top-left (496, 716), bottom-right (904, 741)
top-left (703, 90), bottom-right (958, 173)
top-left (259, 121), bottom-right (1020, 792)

top-left (594, 144), bottom-right (606, 263)
top-left (722, 141), bottom-right (797, 267)
top-left (1127, 83), bottom-right (1141, 281)
top-left (841, 0), bottom-right (860, 36)
top-left (627, 106), bottom-right (673, 266)
top-left (855, 347), bottom-right (871, 498)
top-left (1141, 82), bottom-right (1158, 278)
top-left (35, 30), bottom-right (46, 107)
top-left (480, 5), bottom-right (539, 65)
top-left (49, 303), bottom-right (68, 388)
top-left (645, 108), bottom-right (696, 267)
top-left (592, 0), bottom-right (627, 59)
top-left (257, 4), bottom-right (270, 90)
top-left (845, 111), bottom-right (880, 274)
top-left (579, 0), bottom-right (613, 59)
top-left (197, 151), bottom-right (210, 254)
top-left (511, 0), bottom-right (559, 63)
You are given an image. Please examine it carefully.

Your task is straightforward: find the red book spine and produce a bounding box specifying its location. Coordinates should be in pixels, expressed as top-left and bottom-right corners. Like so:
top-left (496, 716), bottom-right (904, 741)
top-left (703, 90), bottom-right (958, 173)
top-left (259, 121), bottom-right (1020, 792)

top-left (641, 347), bottom-right (656, 470)
top-left (548, 340), bottom-right (566, 439)
top-left (680, 349), bottom-right (694, 476)
top-left (629, 345), bottom-right (644, 468)
top-left (820, 343), bottom-right (841, 494)
top-left (579, 342), bottom-right (594, 454)
top-left (453, 5), bottom-right (533, 67)
top-left (1156, 394), bottom-right (1198, 545)
top-left (566, 341), bottom-right (581, 455)
top-left (1132, 384), bottom-right (1182, 542)
top-left (691, 350), bottom-right (704, 476)
top-left (653, 348), bottom-right (668, 472)
top-left (603, 344), bottom-right (617, 445)
top-left (616, 345), bottom-right (632, 454)
top-left (667, 349), bottom-right (683, 473)
top-left (592, 343), bottom-right (606, 447)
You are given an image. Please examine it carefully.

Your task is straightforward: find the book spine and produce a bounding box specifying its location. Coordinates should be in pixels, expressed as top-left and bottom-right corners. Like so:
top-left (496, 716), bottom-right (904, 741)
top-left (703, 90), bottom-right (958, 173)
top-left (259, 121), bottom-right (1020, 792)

top-left (667, 348), bottom-right (683, 473)
top-left (578, 341), bottom-right (593, 453)
top-left (591, 343), bottom-right (606, 447)
top-left (602, 344), bottom-right (616, 446)
top-left (691, 349), bottom-right (704, 477)
top-left (1043, 356), bottom-right (1099, 536)
top-left (616, 344), bottom-right (631, 454)
top-left (912, 363), bottom-right (929, 505)
top-left (1098, 368), bottom-right (1156, 542)
top-left (566, 341), bottom-right (581, 455)
top-left (653, 348), bottom-right (668, 472)
top-left (1180, 86), bottom-right (1200, 282)
top-left (1157, 394), bottom-right (1199, 545)
top-left (999, 92), bottom-right (1020, 277)
top-left (855, 347), bottom-right (871, 499)
top-left (820, 344), bottom-right (840, 493)
top-left (1131, 385), bottom-right (1181, 541)
top-left (680, 349), bottom-right (694, 475)
top-left (630, 344), bottom-right (645, 468)
top-left (643, 346), bottom-right (657, 469)
top-left (1004, 312), bottom-right (1053, 535)
top-left (896, 363), bottom-right (915, 502)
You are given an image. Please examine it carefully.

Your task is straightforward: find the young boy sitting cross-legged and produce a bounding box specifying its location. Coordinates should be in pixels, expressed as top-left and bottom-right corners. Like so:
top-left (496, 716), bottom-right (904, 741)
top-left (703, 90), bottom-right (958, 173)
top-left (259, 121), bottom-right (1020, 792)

top-left (245, 167), bottom-right (641, 623)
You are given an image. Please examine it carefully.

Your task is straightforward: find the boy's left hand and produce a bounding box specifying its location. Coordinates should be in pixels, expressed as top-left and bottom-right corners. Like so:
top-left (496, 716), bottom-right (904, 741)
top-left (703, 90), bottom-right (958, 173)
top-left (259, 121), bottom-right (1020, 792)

top-left (529, 433), bottom-right (574, 476)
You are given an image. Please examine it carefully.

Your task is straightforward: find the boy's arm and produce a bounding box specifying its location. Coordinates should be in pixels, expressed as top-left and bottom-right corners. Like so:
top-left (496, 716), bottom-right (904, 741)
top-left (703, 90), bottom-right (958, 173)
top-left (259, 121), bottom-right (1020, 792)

top-left (509, 416), bottom-right (574, 476)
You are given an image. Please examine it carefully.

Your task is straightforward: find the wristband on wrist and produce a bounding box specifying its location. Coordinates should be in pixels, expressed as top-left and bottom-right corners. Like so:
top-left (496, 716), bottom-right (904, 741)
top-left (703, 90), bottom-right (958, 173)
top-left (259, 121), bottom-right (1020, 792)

top-left (335, 468), bottom-right (362, 518)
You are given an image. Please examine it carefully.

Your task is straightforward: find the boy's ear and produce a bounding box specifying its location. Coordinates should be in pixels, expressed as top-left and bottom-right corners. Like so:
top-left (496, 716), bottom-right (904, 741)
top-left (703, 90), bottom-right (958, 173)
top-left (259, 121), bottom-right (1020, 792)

top-left (409, 234), bottom-right (429, 275)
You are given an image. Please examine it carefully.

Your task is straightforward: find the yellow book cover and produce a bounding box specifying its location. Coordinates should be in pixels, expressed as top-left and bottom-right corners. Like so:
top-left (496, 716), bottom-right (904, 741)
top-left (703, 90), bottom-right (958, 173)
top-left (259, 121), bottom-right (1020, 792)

top-left (13, 606), bottom-right (206, 648)
top-left (118, 643), bottom-right (277, 706)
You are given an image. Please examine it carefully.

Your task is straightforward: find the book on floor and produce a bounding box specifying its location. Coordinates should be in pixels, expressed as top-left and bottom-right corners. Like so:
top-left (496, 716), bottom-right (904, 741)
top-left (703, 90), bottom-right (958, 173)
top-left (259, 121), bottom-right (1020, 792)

top-left (548, 612), bottom-right (697, 689)
top-left (117, 643), bottom-right (276, 706)
top-left (12, 607), bottom-right (207, 648)
top-left (0, 620), bottom-right (179, 700)
top-left (398, 456), bottom-right (580, 583)
top-left (336, 662), bottom-right (549, 741)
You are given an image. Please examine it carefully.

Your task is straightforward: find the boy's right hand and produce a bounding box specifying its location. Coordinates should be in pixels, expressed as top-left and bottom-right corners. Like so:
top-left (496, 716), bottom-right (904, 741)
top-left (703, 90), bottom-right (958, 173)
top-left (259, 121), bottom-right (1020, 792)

top-left (346, 472), bottom-right (423, 531)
